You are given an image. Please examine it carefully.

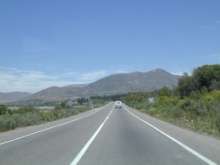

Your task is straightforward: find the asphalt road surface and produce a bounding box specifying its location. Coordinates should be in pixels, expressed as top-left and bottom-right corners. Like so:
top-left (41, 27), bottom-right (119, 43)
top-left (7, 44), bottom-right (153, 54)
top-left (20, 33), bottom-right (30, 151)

top-left (0, 103), bottom-right (219, 165)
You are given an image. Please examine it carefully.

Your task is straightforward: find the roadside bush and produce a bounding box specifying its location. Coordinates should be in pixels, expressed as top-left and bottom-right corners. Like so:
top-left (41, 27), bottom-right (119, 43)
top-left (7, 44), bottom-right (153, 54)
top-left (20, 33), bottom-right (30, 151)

top-left (216, 114), bottom-right (220, 132)
top-left (12, 112), bottom-right (42, 127)
top-left (0, 115), bottom-right (16, 131)
top-left (0, 105), bottom-right (10, 115)
top-left (14, 106), bottom-right (36, 114)
top-left (52, 109), bottom-right (67, 119)
top-left (40, 111), bottom-right (56, 122)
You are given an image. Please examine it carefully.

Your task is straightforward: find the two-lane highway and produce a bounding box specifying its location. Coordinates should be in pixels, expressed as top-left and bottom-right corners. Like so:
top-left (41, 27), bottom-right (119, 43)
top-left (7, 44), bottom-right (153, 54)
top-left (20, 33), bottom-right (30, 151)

top-left (0, 103), bottom-right (218, 165)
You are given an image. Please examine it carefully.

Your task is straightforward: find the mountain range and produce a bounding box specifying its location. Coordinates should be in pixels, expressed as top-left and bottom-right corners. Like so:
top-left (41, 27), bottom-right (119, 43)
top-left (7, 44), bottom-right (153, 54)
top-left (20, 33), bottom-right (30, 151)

top-left (0, 69), bottom-right (180, 105)
top-left (0, 92), bottom-right (31, 104)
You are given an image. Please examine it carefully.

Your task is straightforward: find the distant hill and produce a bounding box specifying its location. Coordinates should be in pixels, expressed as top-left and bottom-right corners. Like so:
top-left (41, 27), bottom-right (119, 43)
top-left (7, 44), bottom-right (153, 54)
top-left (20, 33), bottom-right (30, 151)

top-left (85, 69), bottom-right (179, 96)
top-left (0, 92), bottom-right (31, 104)
top-left (11, 69), bottom-right (180, 105)
top-left (26, 85), bottom-right (86, 102)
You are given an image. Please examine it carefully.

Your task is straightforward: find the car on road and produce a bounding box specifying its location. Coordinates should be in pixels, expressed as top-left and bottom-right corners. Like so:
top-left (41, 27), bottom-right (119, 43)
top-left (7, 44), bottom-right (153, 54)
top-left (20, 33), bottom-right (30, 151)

top-left (114, 101), bottom-right (122, 109)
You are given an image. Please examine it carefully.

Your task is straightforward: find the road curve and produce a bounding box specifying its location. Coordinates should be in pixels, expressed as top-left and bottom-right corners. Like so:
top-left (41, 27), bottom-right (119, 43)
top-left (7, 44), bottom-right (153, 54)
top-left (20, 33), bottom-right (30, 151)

top-left (0, 103), bottom-right (219, 165)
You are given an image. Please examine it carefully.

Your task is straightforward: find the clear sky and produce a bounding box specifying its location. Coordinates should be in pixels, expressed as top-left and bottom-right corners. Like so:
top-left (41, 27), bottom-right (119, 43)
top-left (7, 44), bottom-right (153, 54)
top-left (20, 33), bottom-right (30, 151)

top-left (0, 0), bottom-right (220, 92)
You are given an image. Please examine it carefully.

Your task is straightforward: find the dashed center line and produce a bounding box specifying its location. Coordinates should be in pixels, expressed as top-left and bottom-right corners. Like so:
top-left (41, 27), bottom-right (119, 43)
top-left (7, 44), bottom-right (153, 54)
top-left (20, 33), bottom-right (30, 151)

top-left (70, 109), bottom-right (113, 165)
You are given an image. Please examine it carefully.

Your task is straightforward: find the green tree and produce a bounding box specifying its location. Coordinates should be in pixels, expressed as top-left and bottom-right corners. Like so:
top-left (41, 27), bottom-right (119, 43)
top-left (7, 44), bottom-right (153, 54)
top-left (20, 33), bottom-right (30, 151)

top-left (177, 65), bottom-right (220, 96)
top-left (177, 73), bottom-right (196, 97)
top-left (193, 65), bottom-right (220, 91)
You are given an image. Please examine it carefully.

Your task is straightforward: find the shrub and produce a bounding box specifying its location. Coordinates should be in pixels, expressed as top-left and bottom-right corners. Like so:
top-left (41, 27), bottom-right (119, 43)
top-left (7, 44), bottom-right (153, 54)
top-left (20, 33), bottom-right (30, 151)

top-left (0, 115), bottom-right (16, 131)
top-left (40, 111), bottom-right (56, 122)
top-left (216, 114), bottom-right (220, 132)
top-left (15, 106), bottom-right (35, 114)
top-left (12, 113), bottom-right (42, 127)
top-left (0, 105), bottom-right (10, 115)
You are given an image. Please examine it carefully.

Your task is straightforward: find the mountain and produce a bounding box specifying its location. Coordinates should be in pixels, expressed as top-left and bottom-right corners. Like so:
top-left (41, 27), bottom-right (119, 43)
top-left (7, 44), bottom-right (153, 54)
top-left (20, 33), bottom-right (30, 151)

top-left (12, 69), bottom-right (180, 105)
top-left (26, 85), bottom-right (87, 102)
top-left (0, 92), bottom-right (31, 104)
top-left (85, 69), bottom-right (179, 96)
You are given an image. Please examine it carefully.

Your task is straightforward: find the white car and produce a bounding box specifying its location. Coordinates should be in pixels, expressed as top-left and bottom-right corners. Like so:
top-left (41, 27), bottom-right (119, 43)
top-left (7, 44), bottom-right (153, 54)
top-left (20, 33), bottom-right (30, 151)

top-left (114, 101), bottom-right (122, 109)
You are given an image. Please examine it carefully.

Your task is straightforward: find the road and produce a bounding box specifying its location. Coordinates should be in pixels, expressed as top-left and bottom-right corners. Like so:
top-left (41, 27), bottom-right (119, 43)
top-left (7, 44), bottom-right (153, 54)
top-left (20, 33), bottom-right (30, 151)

top-left (0, 103), bottom-right (219, 165)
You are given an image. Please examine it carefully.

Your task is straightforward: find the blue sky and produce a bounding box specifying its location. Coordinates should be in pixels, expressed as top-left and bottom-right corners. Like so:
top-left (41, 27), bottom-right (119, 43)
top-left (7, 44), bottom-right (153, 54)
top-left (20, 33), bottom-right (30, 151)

top-left (0, 0), bottom-right (220, 92)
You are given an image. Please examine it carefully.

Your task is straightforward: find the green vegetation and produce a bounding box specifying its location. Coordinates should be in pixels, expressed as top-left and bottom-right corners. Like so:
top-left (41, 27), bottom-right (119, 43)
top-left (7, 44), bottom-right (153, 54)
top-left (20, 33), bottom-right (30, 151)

top-left (178, 64), bottom-right (220, 97)
top-left (123, 65), bottom-right (220, 137)
top-left (0, 98), bottom-right (108, 132)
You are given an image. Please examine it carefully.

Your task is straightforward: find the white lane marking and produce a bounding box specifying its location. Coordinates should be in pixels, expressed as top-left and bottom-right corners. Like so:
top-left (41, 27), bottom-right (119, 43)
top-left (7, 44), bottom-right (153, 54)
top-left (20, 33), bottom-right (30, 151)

top-left (124, 107), bottom-right (217, 165)
top-left (70, 109), bottom-right (113, 165)
top-left (0, 106), bottom-right (106, 147)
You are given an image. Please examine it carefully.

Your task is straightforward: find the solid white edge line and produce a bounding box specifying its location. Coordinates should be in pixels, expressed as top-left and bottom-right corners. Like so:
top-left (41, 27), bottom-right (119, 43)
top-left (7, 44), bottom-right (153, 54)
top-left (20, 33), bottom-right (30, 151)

top-left (0, 105), bottom-right (106, 147)
top-left (124, 106), bottom-right (217, 165)
top-left (70, 109), bottom-right (113, 165)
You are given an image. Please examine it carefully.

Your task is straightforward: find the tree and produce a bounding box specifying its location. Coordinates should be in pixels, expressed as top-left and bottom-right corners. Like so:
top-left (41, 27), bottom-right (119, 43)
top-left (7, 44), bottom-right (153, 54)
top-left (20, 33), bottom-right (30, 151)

top-left (177, 73), bottom-right (196, 97)
top-left (193, 65), bottom-right (220, 91)
top-left (177, 65), bottom-right (220, 96)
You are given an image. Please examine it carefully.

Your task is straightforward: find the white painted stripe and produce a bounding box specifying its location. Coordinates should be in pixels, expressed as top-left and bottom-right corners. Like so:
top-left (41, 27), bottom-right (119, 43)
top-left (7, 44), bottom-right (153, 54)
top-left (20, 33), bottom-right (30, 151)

top-left (70, 109), bottom-right (113, 165)
top-left (124, 107), bottom-right (217, 165)
top-left (0, 106), bottom-right (105, 147)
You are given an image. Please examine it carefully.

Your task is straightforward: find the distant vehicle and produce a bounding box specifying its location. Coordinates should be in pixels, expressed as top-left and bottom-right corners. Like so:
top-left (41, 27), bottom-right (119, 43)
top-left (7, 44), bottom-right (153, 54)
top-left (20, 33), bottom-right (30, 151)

top-left (114, 101), bottom-right (122, 109)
